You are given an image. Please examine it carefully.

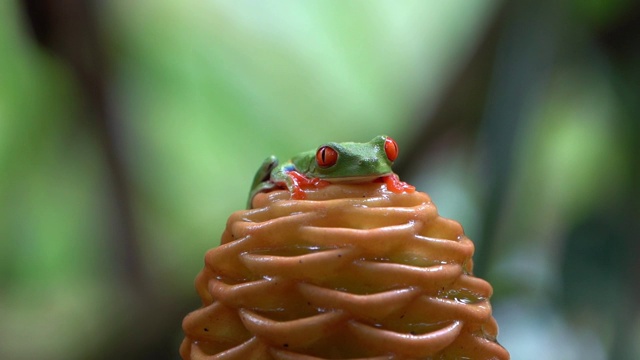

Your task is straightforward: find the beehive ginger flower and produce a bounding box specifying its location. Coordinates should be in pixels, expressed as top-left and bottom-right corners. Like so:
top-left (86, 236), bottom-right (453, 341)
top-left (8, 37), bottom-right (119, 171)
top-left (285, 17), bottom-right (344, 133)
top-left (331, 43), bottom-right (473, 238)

top-left (181, 183), bottom-right (509, 359)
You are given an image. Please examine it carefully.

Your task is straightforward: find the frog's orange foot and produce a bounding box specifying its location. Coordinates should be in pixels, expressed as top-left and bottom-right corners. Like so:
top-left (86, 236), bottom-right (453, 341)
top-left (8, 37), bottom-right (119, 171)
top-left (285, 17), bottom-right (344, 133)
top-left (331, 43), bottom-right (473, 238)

top-left (291, 186), bottom-right (307, 200)
top-left (382, 174), bottom-right (415, 194)
top-left (287, 171), bottom-right (331, 199)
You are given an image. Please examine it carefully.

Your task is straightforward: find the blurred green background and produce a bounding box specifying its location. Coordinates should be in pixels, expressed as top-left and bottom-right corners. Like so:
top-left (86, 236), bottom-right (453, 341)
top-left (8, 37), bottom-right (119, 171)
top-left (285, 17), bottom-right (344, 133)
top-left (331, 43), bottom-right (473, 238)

top-left (1, 0), bottom-right (638, 359)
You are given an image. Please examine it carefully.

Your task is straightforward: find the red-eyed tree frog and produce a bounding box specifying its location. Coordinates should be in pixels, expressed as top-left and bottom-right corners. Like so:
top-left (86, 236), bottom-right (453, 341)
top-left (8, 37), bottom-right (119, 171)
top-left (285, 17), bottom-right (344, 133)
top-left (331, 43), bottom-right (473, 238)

top-left (247, 135), bottom-right (415, 208)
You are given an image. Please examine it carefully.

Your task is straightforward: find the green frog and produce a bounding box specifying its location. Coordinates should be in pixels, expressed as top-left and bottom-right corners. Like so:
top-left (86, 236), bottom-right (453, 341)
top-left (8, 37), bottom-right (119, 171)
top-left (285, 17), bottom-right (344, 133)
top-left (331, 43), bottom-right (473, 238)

top-left (248, 135), bottom-right (414, 208)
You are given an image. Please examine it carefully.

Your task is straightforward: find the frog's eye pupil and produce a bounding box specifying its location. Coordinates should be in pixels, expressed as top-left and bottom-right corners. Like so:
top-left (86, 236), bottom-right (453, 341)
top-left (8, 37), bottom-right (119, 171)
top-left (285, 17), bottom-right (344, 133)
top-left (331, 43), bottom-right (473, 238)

top-left (316, 146), bottom-right (338, 168)
top-left (384, 137), bottom-right (399, 162)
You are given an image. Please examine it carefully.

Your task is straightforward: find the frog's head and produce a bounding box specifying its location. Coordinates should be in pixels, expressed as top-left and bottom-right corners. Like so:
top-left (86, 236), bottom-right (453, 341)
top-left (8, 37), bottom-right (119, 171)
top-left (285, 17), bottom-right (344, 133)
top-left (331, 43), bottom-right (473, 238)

top-left (310, 135), bottom-right (399, 181)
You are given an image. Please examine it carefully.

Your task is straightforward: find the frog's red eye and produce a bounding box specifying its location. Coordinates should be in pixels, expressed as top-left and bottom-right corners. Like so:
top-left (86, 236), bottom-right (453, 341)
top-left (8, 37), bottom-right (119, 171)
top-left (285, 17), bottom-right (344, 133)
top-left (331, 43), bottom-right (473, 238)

top-left (316, 146), bottom-right (338, 168)
top-left (384, 137), bottom-right (399, 162)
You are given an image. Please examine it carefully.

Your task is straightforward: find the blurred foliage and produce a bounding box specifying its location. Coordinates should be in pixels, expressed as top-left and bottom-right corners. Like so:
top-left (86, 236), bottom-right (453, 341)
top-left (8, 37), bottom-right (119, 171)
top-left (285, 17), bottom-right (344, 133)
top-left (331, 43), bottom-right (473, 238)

top-left (0, 0), bottom-right (638, 359)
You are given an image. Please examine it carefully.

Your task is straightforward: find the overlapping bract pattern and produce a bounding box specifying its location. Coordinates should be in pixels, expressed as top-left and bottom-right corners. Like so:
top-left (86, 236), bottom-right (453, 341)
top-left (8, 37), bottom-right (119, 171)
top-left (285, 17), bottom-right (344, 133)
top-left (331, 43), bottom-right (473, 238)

top-left (181, 183), bottom-right (508, 359)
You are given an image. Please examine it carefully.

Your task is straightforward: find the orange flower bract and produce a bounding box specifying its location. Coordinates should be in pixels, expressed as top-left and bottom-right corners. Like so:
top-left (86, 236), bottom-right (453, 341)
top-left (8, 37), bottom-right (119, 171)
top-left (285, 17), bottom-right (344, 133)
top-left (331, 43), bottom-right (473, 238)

top-left (181, 183), bottom-right (508, 359)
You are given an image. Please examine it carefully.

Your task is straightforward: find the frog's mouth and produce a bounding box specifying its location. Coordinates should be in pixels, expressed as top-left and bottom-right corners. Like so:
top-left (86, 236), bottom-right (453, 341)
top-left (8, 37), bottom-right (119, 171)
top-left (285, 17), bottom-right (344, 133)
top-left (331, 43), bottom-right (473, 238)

top-left (322, 174), bottom-right (392, 183)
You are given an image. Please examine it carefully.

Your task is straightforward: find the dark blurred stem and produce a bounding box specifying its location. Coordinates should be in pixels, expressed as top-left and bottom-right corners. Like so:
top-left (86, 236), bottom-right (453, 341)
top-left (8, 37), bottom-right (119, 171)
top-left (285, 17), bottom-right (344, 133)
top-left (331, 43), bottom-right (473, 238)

top-left (596, 3), bottom-right (640, 357)
top-left (20, 0), bottom-right (144, 289)
top-left (20, 2), bottom-right (202, 358)
top-left (399, 1), bottom-right (563, 278)
top-left (396, 1), bottom-right (508, 274)
top-left (472, 0), bottom-right (560, 277)
top-left (395, 2), bottom-right (506, 173)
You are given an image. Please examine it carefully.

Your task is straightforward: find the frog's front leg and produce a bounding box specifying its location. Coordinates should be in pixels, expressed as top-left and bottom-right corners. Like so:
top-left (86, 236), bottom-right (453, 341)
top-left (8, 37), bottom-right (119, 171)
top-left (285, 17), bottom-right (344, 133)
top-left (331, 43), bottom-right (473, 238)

top-left (270, 166), bottom-right (330, 200)
top-left (285, 171), bottom-right (331, 199)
